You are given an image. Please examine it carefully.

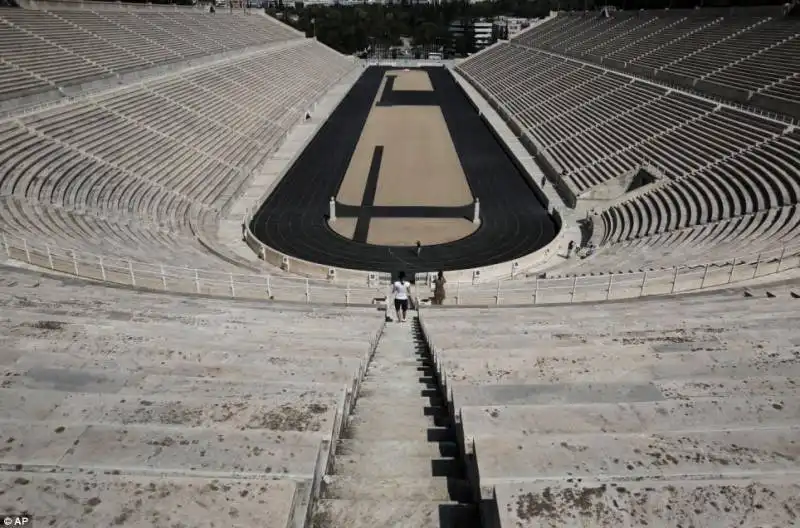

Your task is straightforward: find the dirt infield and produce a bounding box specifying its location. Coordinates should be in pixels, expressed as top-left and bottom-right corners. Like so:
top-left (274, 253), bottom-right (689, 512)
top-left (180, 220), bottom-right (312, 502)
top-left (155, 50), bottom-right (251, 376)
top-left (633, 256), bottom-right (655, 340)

top-left (330, 217), bottom-right (476, 246)
top-left (336, 105), bottom-right (473, 207)
top-left (374, 106), bottom-right (472, 207)
top-left (332, 68), bottom-right (476, 245)
top-left (330, 217), bottom-right (356, 239)
top-left (387, 69), bottom-right (433, 91)
top-left (367, 218), bottom-right (476, 246)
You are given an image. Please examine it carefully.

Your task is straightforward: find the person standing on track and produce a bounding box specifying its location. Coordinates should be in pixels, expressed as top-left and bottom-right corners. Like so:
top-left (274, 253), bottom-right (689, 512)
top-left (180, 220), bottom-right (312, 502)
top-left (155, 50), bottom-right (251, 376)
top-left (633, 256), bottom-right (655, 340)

top-left (391, 271), bottom-right (412, 322)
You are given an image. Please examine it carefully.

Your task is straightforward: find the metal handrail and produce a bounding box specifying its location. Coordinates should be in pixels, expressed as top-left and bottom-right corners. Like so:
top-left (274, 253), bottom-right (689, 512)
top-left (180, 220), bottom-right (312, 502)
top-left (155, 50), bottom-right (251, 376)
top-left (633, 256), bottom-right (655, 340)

top-left (2, 231), bottom-right (796, 306)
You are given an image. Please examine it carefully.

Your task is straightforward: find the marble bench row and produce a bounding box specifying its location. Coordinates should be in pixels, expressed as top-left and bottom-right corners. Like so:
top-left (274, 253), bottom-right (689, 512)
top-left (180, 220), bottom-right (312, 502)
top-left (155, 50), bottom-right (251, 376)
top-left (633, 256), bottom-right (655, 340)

top-left (458, 43), bottom-right (791, 198)
top-left (0, 40), bottom-right (356, 272)
top-left (509, 10), bottom-right (799, 116)
top-left (0, 7), bottom-right (300, 101)
top-left (600, 131), bottom-right (800, 242)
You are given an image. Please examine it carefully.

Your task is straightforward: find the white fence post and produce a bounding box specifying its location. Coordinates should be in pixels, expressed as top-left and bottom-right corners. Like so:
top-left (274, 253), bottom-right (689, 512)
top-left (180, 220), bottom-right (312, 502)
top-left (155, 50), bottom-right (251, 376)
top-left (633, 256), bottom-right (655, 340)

top-left (128, 260), bottom-right (136, 286)
top-left (670, 266), bottom-right (679, 293)
top-left (1, 234), bottom-right (8, 257)
top-left (229, 273), bottom-right (235, 297)
top-left (72, 252), bottom-right (79, 275)
top-left (727, 260), bottom-right (736, 283)
top-left (570, 276), bottom-right (578, 302)
top-left (456, 280), bottom-right (461, 305)
top-left (640, 271), bottom-right (647, 296)
top-left (266, 275), bottom-right (272, 298)
top-left (495, 280), bottom-right (501, 305)
top-left (194, 269), bottom-right (200, 294)
top-left (345, 280), bottom-right (351, 305)
top-left (46, 245), bottom-right (54, 270)
top-left (700, 263), bottom-right (710, 288)
top-left (605, 274), bottom-right (613, 300)
top-left (99, 256), bottom-right (106, 281)
top-left (161, 265), bottom-right (167, 291)
top-left (305, 278), bottom-right (310, 303)
top-left (533, 277), bottom-right (539, 304)
top-left (753, 253), bottom-right (762, 278)
top-left (23, 239), bottom-right (30, 263)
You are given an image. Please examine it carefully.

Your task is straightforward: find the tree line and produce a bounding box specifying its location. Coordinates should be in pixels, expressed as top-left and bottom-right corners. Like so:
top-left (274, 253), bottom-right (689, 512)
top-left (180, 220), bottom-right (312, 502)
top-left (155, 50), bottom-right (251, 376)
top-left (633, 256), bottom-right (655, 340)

top-left (265, 0), bottom-right (788, 56)
top-left (66, 0), bottom-right (791, 52)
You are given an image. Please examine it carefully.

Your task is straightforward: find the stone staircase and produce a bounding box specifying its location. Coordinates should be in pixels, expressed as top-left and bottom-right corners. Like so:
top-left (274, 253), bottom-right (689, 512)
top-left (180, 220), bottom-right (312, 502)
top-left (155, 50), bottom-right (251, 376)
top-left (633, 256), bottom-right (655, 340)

top-left (312, 319), bottom-right (478, 527)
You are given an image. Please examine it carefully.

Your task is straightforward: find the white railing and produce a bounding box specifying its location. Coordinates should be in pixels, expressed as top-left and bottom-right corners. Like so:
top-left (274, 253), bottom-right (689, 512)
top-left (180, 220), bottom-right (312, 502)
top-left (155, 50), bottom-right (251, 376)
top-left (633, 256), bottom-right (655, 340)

top-left (0, 232), bottom-right (387, 305)
top-left (432, 244), bottom-right (800, 305)
top-left (359, 58), bottom-right (453, 68)
top-left (2, 232), bottom-right (798, 306)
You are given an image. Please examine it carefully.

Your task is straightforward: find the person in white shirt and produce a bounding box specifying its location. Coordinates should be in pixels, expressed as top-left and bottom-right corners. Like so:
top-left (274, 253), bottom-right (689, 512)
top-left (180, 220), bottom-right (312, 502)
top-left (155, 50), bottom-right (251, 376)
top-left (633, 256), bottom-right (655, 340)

top-left (391, 271), bottom-right (412, 322)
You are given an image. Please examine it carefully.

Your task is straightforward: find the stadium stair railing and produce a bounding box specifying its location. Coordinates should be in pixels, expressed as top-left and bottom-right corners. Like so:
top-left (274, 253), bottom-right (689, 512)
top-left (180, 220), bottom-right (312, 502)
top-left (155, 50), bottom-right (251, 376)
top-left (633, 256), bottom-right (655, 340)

top-left (1, 232), bottom-right (798, 306)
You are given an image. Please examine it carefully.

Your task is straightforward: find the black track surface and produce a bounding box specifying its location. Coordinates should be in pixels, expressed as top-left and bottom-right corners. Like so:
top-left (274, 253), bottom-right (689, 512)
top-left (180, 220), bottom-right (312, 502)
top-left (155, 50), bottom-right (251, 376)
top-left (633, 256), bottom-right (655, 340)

top-left (250, 66), bottom-right (557, 274)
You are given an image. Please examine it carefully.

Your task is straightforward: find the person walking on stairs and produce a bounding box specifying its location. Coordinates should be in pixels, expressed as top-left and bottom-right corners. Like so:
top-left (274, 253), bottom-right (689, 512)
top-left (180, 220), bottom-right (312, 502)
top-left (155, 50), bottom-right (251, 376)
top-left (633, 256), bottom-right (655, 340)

top-left (391, 271), bottom-right (412, 322)
top-left (433, 270), bottom-right (447, 305)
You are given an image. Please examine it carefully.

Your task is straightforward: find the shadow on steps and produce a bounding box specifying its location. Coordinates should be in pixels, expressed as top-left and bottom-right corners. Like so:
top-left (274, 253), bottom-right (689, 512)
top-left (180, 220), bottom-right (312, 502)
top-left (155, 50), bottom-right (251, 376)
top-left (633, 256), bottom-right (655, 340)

top-left (414, 315), bottom-right (503, 528)
top-left (438, 502), bottom-right (481, 528)
top-left (412, 317), bottom-right (474, 507)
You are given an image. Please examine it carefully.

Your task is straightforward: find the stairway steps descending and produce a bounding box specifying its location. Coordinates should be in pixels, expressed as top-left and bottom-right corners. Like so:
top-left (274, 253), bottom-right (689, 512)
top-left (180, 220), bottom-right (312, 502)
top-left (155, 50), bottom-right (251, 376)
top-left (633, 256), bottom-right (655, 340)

top-left (311, 318), bottom-right (476, 527)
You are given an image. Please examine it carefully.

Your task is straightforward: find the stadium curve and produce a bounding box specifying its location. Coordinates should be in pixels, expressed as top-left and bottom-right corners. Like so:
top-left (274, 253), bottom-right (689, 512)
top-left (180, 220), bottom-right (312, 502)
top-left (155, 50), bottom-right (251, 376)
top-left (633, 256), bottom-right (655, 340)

top-left (249, 66), bottom-right (558, 275)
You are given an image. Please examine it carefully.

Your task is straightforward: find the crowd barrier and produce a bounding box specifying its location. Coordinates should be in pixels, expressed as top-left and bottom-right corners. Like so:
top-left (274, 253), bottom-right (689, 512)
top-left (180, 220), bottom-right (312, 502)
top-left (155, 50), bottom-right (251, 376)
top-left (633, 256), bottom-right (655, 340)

top-left (359, 59), bottom-right (453, 68)
top-left (424, 244), bottom-right (800, 305)
top-left (3, 232), bottom-right (797, 305)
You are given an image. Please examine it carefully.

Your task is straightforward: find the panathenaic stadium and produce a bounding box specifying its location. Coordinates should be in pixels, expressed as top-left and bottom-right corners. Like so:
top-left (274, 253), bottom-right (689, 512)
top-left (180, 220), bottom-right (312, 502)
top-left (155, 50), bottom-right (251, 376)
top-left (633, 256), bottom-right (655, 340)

top-left (0, 1), bottom-right (799, 526)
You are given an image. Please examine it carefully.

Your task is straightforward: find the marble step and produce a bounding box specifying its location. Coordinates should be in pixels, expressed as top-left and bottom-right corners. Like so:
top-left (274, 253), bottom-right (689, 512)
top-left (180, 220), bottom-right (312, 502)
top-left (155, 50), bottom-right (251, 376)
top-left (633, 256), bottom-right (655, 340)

top-left (335, 439), bottom-right (459, 459)
top-left (322, 475), bottom-right (471, 502)
top-left (312, 499), bottom-right (478, 528)
top-left (332, 452), bottom-right (463, 479)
